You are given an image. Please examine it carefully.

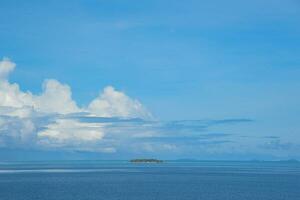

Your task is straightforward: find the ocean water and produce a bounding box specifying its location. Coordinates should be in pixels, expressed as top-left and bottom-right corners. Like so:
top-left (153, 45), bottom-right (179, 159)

top-left (0, 161), bottom-right (299, 200)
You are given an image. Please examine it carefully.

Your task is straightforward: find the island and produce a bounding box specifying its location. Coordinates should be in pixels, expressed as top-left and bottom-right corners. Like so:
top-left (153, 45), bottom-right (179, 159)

top-left (130, 159), bottom-right (163, 163)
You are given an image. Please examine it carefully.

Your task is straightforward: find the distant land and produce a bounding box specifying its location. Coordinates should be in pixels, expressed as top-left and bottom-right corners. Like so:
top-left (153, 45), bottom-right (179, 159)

top-left (130, 159), bottom-right (163, 163)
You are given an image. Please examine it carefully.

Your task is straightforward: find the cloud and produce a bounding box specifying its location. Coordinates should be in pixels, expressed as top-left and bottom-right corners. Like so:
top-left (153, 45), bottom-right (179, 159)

top-left (0, 115), bottom-right (36, 147)
top-left (38, 118), bottom-right (105, 145)
top-left (0, 58), bottom-right (152, 151)
top-left (88, 86), bottom-right (152, 119)
top-left (0, 58), bottom-right (150, 118)
top-left (0, 58), bottom-right (15, 80)
top-left (34, 79), bottom-right (80, 114)
top-left (0, 79), bottom-right (34, 114)
top-left (1, 58), bottom-right (298, 160)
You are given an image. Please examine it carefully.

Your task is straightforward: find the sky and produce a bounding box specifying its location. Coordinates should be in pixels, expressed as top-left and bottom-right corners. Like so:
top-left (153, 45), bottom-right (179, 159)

top-left (0, 0), bottom-right (300, 160)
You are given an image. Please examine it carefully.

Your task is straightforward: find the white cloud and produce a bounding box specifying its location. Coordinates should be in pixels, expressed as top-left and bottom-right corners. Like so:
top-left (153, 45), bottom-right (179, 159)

top-left (88, 86), bottom-right (152, 119)
top-left (34, 79), bottom-right (80, 114)
top-left (0, 106), bottom-right (34, 118)
top-left (0, 59), bottom-right (80, 116)
top-left (0, 80), bottom-right (34, 112)
top-left (0, 58), bottom-right (153, 151)
top-left (2, 57), bottom-right (267, 158)
top-left (0, 59), bottom-right (34, 111)
top-left (38, 118), bottom-right (105, 145)
top-left (0, 58), bottom-right (150, 118)
top-left (0, 58), bottom-right (15, 80)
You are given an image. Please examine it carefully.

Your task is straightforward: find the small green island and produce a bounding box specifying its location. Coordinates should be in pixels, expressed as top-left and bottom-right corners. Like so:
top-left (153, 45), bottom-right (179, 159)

top-left (130, 159), bottom-right (163, 163)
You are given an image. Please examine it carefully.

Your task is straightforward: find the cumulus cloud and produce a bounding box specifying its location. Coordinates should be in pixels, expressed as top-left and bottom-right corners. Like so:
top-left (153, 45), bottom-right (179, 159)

top-left (0, 58), bottom-right (152, 151)
top-left (34, 79), bottom-right (80, 114)
top-left (2, 58), bottom-right (294, 160)
top-left (0, 58), bottom-right (15, 80)
top-left (88, 86), bottom-right (152, 119)
top-left (0, 82), bottom-right (34, 113)
top-left (0, 58), bottom-right (150, 117)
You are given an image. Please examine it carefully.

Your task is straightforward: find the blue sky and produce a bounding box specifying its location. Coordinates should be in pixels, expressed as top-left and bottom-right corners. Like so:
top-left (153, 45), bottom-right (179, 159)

top-left (0, 0), bottom-right (300, 160)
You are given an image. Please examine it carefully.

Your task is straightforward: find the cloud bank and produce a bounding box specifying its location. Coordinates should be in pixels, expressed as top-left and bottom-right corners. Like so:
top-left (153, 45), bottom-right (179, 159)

top-left (0, 58), bottom-right (152, 152)
top-left (0, 58), bottom-right (299, 160)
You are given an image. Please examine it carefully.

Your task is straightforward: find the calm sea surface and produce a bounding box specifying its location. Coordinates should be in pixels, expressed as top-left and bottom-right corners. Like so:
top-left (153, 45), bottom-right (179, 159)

top-left (0, 160), bottom-right (299, 200)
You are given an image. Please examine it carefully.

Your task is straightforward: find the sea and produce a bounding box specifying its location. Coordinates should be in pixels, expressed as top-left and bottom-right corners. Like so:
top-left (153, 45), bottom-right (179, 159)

top-left (0, 160), bottom-right (299, 200)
